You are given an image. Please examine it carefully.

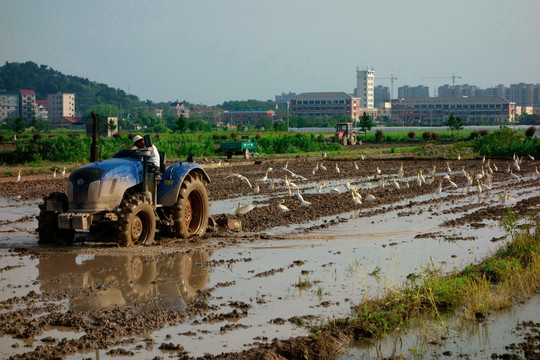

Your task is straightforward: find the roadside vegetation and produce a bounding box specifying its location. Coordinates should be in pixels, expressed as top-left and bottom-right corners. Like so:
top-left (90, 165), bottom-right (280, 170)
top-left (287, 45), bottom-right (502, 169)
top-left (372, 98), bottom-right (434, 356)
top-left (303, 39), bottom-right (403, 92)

top-left (0, 125), bottom-right (536, 172)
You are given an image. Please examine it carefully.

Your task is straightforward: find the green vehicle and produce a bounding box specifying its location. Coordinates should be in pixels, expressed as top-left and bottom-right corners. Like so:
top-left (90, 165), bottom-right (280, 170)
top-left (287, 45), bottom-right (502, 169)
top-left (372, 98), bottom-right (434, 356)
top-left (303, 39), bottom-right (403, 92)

top-left (220, 135), bottom-right (258, 159)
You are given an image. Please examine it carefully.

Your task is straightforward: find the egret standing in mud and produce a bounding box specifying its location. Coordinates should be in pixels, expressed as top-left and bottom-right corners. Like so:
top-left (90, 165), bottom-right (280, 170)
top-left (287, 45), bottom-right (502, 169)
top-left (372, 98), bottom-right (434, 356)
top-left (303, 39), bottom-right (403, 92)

top-left (15, 170), bottom-right (21, 183)
top-left (235, 202), bottom-right (255, 215)
top-left (351, 192), bottom-right (362, 205)
top-left (278, 199), bottom-right (289, 212)
top-left (364, 194), bottom-right (379, 202)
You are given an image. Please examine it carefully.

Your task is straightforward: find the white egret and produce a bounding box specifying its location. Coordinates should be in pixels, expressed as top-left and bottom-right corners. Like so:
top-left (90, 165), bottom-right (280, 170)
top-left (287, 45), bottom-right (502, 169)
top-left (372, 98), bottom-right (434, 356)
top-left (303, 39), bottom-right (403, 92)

top-left (278, 199), bottom-right (289, 212)
top-left (354, 161), bottom-right (359, 170)
top-left (392, 177), bottom-right (400, 190)
top-left (235, 202), bottom-right (255, 215)
top-left (510, 170), bottom-right (520, 180)
top-left (225, 173), bottom-right (252, 188)
top-left (15, 170), bottom-right (21, 183)
top-left (61, 167), bottom-right (66, 178)
top-left (364, 194), bottom-right (379, 202)
top-left (52, 169), bottom-right (57, 179)
top-left (447, 179), bottom-right (458, 189)
top-left (434, 180), bottom-right (443, 197)
top-left (351, 192), bottom-right (362, 205)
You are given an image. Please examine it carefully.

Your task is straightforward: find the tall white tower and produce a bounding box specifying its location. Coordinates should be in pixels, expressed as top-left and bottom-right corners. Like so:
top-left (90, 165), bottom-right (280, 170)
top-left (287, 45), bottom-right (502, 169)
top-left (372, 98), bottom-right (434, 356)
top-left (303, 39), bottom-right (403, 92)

top-left (355, 67), bottom-right (375, 108)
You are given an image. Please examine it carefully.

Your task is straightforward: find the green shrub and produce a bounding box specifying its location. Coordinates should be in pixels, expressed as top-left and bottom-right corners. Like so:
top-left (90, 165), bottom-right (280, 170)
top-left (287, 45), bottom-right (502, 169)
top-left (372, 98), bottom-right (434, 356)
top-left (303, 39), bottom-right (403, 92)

top-left (375, 130), bottom-right (384, 142)
top-left (407, 131), bottom-right (416, 140)
top-left (422, 132), bottom-right (431, 141)
top-left (525, 126), bottom-right (536, 138)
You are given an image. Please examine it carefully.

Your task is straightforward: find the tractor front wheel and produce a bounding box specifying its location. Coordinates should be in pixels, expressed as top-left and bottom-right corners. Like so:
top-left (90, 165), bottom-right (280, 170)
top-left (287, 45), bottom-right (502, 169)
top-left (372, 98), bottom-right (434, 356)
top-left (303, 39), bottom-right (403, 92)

top-left (342, 136), bottom-right (348, 146)
top-left (116, 194), bottom-right (156, 246)
top-left (37, 192), bottom-right (75, 245)
top-left (171, 172), bottom-right (209, 239)
top-left (350, 134), bottom-right (357, 145)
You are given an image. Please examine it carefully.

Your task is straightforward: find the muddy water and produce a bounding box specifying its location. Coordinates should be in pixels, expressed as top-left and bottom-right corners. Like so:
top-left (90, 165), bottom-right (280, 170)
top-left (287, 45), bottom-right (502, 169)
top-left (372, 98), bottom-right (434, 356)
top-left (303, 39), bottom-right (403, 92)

top-left (0, 212), bottom-right (509, 359)
top-left (1, 157), bottom-right (539, 358)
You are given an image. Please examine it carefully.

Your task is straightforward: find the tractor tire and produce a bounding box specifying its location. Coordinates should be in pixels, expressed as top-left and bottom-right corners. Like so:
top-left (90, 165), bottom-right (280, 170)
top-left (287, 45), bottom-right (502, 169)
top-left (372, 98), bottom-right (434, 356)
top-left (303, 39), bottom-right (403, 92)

top-left (350, 134), bottom-right (357, 145)
top-left (37, 192), bottom-right (75, 245)
top-left (342, 136), bottom-right (348, 146)
top-left (226, 151), bottom-right (233, 159)
top-left (243, 149), bottom-right (250, 159)
top-left (115, 194), bottom-right (156, 246)
top-left (171, 171), bottom-right (209, 239)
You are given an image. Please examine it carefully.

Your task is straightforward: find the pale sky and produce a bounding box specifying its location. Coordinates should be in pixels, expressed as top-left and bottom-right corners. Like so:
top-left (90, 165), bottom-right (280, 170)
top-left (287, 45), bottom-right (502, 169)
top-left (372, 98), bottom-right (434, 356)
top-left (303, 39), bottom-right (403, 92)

top-left (1, 0), bottom-right (539, 106)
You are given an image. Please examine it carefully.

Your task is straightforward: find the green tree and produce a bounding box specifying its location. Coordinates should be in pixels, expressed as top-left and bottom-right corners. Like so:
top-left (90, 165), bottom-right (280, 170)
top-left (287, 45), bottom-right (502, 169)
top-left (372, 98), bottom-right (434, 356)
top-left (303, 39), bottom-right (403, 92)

top-left (176, 115), bottom-right (188, 133)
top-left (454, 116), bottom-right (464, 139)
top-left (358, 112), bottom-right (374, 136)
top-left (14, 117), bottom-right (26, 133)
top-left (108, 119), bottom-right (117, 132)
top-left (445, 114), bottom-right (457, 137)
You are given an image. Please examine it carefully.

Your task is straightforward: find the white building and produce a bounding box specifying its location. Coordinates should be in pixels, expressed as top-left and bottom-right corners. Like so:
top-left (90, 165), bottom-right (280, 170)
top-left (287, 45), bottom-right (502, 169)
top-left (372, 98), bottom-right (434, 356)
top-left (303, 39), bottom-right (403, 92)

top-left (355, 68), bottom-right (375, 109)
top-left (47, 92), bottom-right (75, 120)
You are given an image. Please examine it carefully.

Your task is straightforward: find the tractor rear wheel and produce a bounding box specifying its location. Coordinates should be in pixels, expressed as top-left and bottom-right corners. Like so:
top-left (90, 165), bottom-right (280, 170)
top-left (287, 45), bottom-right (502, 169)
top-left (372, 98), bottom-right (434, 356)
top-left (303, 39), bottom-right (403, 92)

top-left (37, 192), bottom-right (75, 245)
top-left (171, 172), bottom-right (209, 239)
top-left (116, 194), bottom-right (156, 246)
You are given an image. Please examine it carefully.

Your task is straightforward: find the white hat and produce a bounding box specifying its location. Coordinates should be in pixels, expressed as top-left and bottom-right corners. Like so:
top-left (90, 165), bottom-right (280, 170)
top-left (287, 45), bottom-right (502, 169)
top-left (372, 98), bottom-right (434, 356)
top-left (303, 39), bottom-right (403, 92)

top-left (131, 135), bottom-right (143, 146)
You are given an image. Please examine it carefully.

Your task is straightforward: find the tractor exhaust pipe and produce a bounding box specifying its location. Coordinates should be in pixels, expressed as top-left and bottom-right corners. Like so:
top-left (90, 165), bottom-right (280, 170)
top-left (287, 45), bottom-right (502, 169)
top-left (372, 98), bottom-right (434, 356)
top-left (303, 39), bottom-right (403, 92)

top-left (90, 112), bottom-right (99, 162)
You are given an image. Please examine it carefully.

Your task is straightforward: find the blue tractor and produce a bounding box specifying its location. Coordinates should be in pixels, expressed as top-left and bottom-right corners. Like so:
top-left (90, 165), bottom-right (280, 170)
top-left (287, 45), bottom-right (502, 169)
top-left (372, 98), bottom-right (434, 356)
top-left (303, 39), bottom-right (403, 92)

top-left (37, 136), bottom-right (210, 246)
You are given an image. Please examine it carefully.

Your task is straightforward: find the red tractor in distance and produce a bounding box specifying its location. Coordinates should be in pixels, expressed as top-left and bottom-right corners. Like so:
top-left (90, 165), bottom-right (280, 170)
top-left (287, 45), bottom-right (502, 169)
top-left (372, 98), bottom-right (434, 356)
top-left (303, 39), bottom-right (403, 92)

top-left (333, 122), bottom-right (357, 145)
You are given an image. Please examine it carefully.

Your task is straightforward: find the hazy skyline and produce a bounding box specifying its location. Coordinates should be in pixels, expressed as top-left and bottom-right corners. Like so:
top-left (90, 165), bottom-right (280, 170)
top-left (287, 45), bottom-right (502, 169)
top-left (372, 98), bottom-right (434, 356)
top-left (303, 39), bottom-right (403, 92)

top-left (1, 0), bottom-right (539, 106)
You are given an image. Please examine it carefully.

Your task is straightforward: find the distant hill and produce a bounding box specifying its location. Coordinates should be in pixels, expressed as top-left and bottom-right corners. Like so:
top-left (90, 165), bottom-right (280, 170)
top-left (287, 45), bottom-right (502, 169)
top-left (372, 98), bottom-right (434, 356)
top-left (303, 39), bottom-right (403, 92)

top-left (0, 61), bottom-right (273, 119)
top-left (0, 61), bottom-right (145, 113)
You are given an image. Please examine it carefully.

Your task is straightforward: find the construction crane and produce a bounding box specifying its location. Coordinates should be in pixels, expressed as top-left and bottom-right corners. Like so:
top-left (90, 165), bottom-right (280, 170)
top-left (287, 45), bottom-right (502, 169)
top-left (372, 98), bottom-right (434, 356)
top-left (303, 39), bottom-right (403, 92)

top-left (378, 74), bottom-right (397, 100)
top-left (420, 73), bottom-right (462, 86)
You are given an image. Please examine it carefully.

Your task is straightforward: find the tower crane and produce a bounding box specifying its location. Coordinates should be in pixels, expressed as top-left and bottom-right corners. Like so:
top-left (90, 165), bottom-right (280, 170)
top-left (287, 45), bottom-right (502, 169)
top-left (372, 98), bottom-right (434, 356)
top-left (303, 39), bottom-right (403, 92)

top-left (378, 74), bottom-right (397, 100)
top-left (420, 73), bottom-right (462, 86)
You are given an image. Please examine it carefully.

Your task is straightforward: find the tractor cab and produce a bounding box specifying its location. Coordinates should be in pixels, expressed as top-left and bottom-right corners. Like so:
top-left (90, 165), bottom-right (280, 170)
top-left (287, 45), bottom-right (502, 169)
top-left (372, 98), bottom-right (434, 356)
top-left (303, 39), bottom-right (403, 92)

top-left (335, 122), bottom-right (354, 135)
top-left (333, 122), bottom-right (357, 145)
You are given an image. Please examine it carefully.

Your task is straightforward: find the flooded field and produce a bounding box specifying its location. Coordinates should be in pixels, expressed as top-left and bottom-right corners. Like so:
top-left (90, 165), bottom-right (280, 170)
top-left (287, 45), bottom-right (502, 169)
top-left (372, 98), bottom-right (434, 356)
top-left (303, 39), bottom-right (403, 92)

top-left (0, 156), bottom-right (539, 359)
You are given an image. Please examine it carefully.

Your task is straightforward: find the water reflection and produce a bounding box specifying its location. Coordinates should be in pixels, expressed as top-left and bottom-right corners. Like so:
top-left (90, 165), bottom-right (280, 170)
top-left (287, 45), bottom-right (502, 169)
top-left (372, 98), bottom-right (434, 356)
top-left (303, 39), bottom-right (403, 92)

top-left (36, 251), bottom-right (211, 311)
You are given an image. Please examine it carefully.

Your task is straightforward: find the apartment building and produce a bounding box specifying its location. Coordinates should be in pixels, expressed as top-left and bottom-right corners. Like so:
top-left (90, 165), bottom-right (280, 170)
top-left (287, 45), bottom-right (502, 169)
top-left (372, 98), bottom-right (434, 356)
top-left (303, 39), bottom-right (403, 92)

top-left (355, 68), bottom-right (374, 108)
top-left (19, 90), bottom-right (36, 122)
top-left (374, 85), bottom-right (390, 108)
top-left (290, 92), bottom-right (361, 120)
top-left (391, 96), bottom-right (515, 126)
top-left (0, 90), bottom-right (19, 122)
top-left (398, 85), bottom-right (430, 99)
top-left (47, 92), bottom-right (75, 120)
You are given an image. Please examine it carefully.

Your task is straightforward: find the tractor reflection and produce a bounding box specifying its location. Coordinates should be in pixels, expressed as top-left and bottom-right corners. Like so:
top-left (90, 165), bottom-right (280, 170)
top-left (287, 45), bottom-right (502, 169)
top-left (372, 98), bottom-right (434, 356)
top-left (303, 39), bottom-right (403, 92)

top-left (37, 251), bottom-right (211, 311)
